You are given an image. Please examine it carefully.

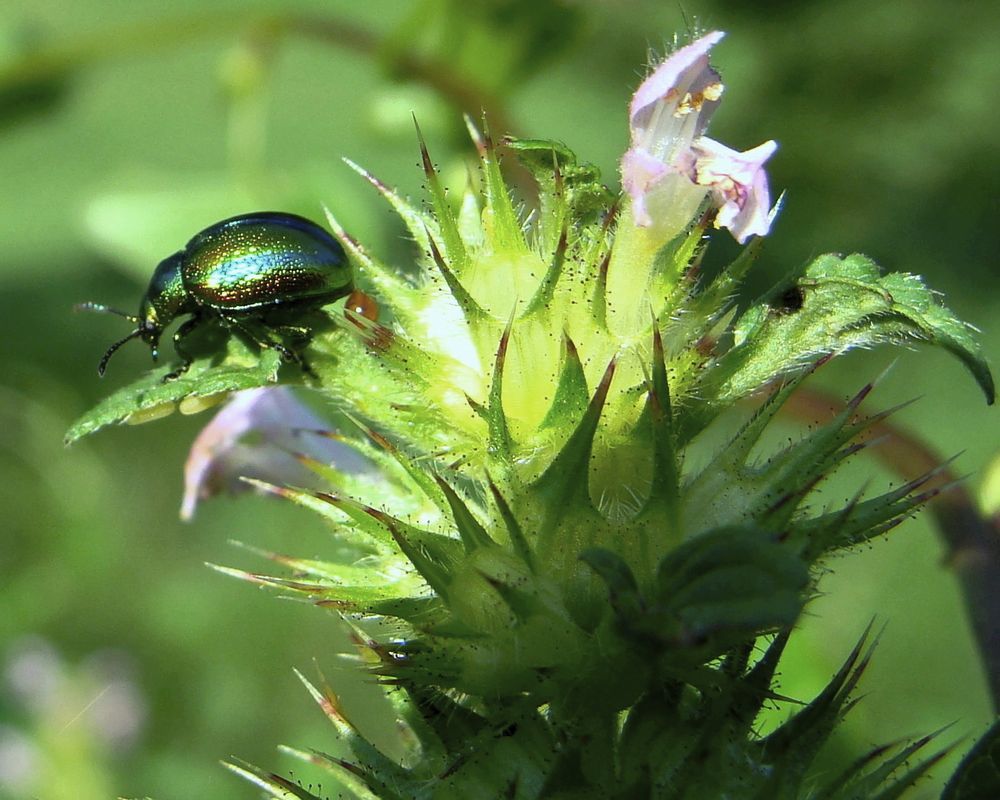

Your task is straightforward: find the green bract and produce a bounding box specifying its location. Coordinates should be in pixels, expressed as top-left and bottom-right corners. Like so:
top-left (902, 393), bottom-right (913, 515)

top-left (72, 120), bottom-right (993, 799)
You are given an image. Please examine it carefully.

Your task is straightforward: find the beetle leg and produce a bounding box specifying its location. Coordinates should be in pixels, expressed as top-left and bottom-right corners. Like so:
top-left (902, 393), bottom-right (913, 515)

top-left (162, 316), bottom-right (202, 382)
top-left (271, 324), bottom-right (312, 342)
top-left (269, 323), bottom-right (318, 355)
top-left (223, 316), bottom-right (317, 378)
top-left (267, 324), bottom-right (319, 377)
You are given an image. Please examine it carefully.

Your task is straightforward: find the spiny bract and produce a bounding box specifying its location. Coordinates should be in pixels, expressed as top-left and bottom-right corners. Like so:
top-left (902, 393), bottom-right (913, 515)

top-left (197, 119), bottom-right (990, 799)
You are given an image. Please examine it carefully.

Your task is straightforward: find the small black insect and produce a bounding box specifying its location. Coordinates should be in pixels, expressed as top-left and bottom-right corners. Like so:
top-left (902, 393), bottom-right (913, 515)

top-left (774, 284), bottom-right (806, 314)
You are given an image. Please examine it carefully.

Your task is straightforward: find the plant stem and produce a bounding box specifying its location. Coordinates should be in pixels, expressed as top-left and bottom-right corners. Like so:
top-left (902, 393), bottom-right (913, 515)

top-left (0, 10), bottom-right (515, 135)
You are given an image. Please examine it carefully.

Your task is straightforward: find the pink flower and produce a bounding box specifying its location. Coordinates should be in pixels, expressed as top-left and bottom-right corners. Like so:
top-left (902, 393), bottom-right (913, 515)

top-left (621, 31), bottom-right (777, 243)
top-left (180, 387), bottom-right (371, 520)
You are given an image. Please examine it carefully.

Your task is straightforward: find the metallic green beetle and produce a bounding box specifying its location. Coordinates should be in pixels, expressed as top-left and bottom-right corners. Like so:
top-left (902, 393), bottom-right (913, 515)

top-left (79, 212), bottom-right (354, 380)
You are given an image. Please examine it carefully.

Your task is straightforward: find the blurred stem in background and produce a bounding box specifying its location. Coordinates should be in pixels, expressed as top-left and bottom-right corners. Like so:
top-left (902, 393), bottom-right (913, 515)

top-left (0, 0), bottom-right (590, 140)
top-left (0, 2), bottom-right (585, 225)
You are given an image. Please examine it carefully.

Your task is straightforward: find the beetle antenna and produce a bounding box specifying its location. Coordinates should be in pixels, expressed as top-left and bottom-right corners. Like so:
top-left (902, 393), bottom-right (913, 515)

top-left (98, 329), bottom-right (143, 376)
top-left (75, 302), bottom-right (140, 324)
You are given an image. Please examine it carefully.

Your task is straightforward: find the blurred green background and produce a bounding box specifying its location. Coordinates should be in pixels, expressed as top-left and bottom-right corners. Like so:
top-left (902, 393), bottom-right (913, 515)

top-left (1, 0), bottom-right (998, 797)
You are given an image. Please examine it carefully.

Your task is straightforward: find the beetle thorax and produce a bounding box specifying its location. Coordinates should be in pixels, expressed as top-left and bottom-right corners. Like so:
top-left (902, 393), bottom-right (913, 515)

top-left (143, 253), bottom-right (192, 332)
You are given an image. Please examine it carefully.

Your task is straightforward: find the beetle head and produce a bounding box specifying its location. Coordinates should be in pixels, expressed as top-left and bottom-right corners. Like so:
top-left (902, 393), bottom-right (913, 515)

top-left (136, 299), bottom-right (165, 361)
top-left (76, 251), bottom-right (182, 375)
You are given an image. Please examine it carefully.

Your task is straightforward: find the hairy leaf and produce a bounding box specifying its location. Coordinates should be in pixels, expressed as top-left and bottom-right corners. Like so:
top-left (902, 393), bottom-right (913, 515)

top-left (708, 254), bottom-right (994, 405)
top-left (65, 346), bottom-right (283, 444)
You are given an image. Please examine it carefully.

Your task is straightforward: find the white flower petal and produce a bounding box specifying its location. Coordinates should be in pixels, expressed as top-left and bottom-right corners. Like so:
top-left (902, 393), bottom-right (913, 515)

top-left (629, 31), bottom-right (726, 130)
top-left (692, 138), bottom-right (778, 243)
top-left (620, 31), bottom-right (778, 244)
top-left (180, 387), bottom-right (370, 520)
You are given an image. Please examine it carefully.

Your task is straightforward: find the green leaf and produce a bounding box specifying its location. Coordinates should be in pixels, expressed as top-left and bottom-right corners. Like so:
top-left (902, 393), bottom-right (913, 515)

top-left (487, 476), bottom-right (535, 571)
top-left (648, 526), bottom-right (809, 657)
top-left (522, 225), bottom-right (568, 317)
top-left (943, 719), bottom-right (1000, 799)
top-left (478, 120), bottom-right (524, 253)
top-left (223, 758), bottom-right (325, 799)
top-left (505, 136), bottom-right (615, 228)
top-left (640, 325), bottom-right (680, 520)
top-left (708, 253), bottom-right (995, 405)
top-left (814, 732), bottom-right (948, 800)
top-left (580, 547), bottom-right (643, 620)
top-left (278, 747), bottom-right (383, 800)
top-left (759, 626), bottom-right (874, 790)
top-left (65, 346), bottom-right (282, 444)
top-left (343, 157), bottom-right (433, 255)
top-left (435, 476), bottom-right (496, 553)
top-left (504, 136), bottom-right (580, 172)
top-left (415, 120), bottom-right (468, 272)
top-left (532, 358), bottom-right (615, 550)
top-left (539, 334), bottom-right (589, 431)
top-left (208, 563), bottom-right (426, 616)
top-left (485, 320), bottom-right (514, 464)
